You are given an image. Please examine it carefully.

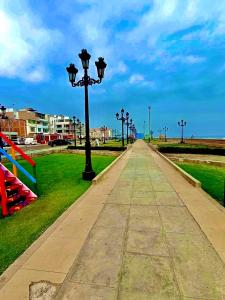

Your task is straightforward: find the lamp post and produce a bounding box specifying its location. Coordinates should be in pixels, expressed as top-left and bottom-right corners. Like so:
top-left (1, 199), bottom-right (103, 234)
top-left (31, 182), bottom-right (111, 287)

top-left (130, 124), bottom-right (136, 143)
top-left (148, 106), bottom-right (151, 143)
top-left (66, 49), bottom-right (107, 180)
top-left (116, 109), bottom-right (127, 147)
top-left (71, 116), bottom-right (78, 147)
top-left (125, 112), bottom-right (129, 144)
top-left (129, 118), bottom-right (133, 143)
top-left (178, 120), bottom-right (187, 143)
top-left (78, 121), bottom-right (83, 145)
top-left (100, 125), bottom-right (107, 144)
top-left (163, 126), bottom-right (168, 142)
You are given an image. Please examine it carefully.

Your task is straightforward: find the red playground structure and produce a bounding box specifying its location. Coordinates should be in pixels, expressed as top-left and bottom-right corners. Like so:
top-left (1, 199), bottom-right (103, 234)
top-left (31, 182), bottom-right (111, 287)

top-left (0, 132), bottom-right (37, 217)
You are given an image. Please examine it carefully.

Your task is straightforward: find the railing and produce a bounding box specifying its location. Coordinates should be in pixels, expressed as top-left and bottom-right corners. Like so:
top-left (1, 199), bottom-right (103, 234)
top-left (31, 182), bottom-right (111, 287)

top-left (0, 132), bottom-right (37, 193)
top-left (0, 166), bottom-right (8, 217)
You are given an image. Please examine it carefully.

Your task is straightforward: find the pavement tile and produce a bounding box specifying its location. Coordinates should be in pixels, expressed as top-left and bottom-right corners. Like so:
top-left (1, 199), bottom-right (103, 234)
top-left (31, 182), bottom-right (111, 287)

top-left (69, 227), bottom-right (124, 287)
top-left (110, 189), bottom-right (132, 197)
top-left (94, 204), bottom-right (129, 228)
top-left (131, 194), bottom-right (157, 206)
top-left (132, 190), bottom-right (154, 198)
top-left (155, 192), bottom-right (184, 206)
top-left (158, 206), bottom-right (201, 234)
top-left (106, 193), bottom-right (131, 205)
top-left (129, 206), bottom-right (162, 232)
top-left (119, 253), bottom-right (180, 298)
top-left (56, 282), bottom-right (116, 300)
top-left (127, 229), bottom-right (169, 256)
top-left (167, 233), bottom-right (225, 299)
top-left (152, 181), bottom-right (174, 192)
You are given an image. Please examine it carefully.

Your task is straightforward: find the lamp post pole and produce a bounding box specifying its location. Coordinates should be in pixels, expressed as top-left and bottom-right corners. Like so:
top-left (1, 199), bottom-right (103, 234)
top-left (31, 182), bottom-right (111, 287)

top-left (178, 120), bottom-right (187, 143)
top-left (66, 49), bottom-right (107, 180)
top-left (148, 106), bottom-right (151, 143)
top-left (116, 109), bottom-right (127, 147)
top-left (101, 126), bottom-right (107, 144)
top-left (72, 116), bottom-right (77, 147)
top-left (163, 126), bottom-right (168, 142)
top-left (125, 112), bottom-right (129, 144)
top-left (79, 121), bottom-right (83, 145)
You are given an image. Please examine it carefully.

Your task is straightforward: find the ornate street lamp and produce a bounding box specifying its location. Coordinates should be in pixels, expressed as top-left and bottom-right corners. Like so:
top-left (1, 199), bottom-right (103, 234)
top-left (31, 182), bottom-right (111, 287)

top-left (125, 112), bottom-right (130, 145)
top-left (116, 108), bottom-right (128, 147)
top-left (66, 49), bottom-right (107, 180)
top-left (178, 120), bottom-right (187, 143)
top-left (128, 118), bottom-right (133, 143)
top-left (163, 126), bottom-right (168, 142)
top-left (129, 123), bottom-right (136, 143)
top-left (70, 116), bottom-right (78, 147)
top-left (78, 120), bottom-right (83, 145)
top-left (100, 125), bottom-right (107, 144)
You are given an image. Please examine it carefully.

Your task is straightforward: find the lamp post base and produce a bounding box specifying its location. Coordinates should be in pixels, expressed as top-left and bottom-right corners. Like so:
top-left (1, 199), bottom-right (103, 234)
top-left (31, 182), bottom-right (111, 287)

top-left (82, 170), bottom-right (96, 180)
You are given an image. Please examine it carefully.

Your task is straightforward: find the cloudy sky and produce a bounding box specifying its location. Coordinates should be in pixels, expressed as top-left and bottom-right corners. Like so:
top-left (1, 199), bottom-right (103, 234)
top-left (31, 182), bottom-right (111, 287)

top-left (0, 0), bottom-right (225, 137)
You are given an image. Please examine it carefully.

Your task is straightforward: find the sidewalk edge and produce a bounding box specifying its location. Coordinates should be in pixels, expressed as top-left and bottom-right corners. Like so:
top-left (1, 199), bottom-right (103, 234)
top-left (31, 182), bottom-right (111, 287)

top-left (92, 146), bottom-right (130, 184)
top-left (148, 143), bottom-right (201, 187)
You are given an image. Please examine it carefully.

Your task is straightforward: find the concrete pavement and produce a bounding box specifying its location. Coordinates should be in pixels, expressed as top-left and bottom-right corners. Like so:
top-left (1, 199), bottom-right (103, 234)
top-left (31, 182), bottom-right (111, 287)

top-left (1, 140), bottom-right (225, 299)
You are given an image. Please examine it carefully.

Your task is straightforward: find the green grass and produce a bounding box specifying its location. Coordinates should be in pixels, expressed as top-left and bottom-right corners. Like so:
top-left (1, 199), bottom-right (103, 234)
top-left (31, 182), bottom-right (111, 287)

top-left (177, 162), bottom-right (225, 205)
top-left (99, 140), bottom-right (124, 147)
top-left (0, 153), bottom-right (116, 274)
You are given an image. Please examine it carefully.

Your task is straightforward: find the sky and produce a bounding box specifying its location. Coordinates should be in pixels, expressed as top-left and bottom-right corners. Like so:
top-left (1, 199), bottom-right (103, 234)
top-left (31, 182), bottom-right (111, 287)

top-left (0, 0), bottom-right (225, 137)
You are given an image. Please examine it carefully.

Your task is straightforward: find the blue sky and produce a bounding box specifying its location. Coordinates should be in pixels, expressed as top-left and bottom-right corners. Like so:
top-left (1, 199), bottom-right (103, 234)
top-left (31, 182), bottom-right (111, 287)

top-left (0, 0), bottom-right (225, 137)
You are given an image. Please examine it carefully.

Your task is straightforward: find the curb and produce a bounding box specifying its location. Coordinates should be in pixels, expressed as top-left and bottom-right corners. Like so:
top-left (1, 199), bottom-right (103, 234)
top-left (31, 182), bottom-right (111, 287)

top-left (148, 143), bottom-right (201, 187)
top-left (92, 146), bottom-right (130, 184)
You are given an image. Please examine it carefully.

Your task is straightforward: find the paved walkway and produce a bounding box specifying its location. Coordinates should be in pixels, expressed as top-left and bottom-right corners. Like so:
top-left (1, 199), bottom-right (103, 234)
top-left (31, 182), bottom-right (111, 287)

top-left (1, 140), bottom-right (225, 299)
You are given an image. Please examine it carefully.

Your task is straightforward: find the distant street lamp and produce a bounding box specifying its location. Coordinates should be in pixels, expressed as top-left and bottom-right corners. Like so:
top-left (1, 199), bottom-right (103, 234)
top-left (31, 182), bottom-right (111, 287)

top-left (78, 120), bottom-right (83, 145)
top-left (163, 126), bottom-right (168, 142)
top-left (128, 118), bottom-right (133, 143)
top-left (116, 109), bottom-right (127, 147)
top-left (178, 120), bottom-right (187, 143)
top-left (148, 106), bottom-right (151, 143)
top-left (66, 49), bottom-right (107, 180)
top-left (100, 125), bottom-right (107, 144)
top-left (71, 116), bottom-right (78, 147)
top-left (125, 112), bottom-right (130, 144)
top-left (130, 124), bottom-right (136, 143)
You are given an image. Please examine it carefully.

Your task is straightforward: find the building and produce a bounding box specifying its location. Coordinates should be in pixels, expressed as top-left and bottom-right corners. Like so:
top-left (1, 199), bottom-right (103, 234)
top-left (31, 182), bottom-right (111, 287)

top-left (0, 118), bottom-right (26, 139)
top-left (6, 108), bottom-right (50, 138)
top-left (3, 107), bottom-right (86, 142)
top-left (90, 128), bottom-right (112, 140)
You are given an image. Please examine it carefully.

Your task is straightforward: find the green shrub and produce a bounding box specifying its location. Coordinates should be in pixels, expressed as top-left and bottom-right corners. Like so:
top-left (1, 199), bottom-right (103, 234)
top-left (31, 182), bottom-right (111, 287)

top-left (158, 145), bottom-right (225, 155)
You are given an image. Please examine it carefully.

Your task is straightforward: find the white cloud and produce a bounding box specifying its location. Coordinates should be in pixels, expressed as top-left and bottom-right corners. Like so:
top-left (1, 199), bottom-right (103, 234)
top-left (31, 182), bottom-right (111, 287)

top-left (0, 2), bottom-right (61, 82)
top-left (129, 74), bottom-right (156, 89)
top-left (126, 0), bottom-right (225, 51)
top-left (129, 74), bottom-right (144, 84)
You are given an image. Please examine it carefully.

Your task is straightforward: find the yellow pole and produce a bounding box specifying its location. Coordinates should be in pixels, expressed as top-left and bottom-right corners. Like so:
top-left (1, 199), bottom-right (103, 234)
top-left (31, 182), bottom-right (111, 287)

top-left (11, 147), bottom-right (18, 177)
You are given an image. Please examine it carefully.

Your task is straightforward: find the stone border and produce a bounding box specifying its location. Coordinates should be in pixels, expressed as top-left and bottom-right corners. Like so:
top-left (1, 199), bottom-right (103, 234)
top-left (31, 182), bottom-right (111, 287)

top-left (148, 143), bottom-right (201, 187)
top-left (92, 146), bottom-right (130, 184)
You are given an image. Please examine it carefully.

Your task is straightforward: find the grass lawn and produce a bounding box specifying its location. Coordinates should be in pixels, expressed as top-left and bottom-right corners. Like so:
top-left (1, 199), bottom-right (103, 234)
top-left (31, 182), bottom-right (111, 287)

top-left (0, 152), bottom-right (116, 275)
top-left (177, 162), bottom-right (225, 205)
top-left (97, 140), bottom-right (124, 147)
